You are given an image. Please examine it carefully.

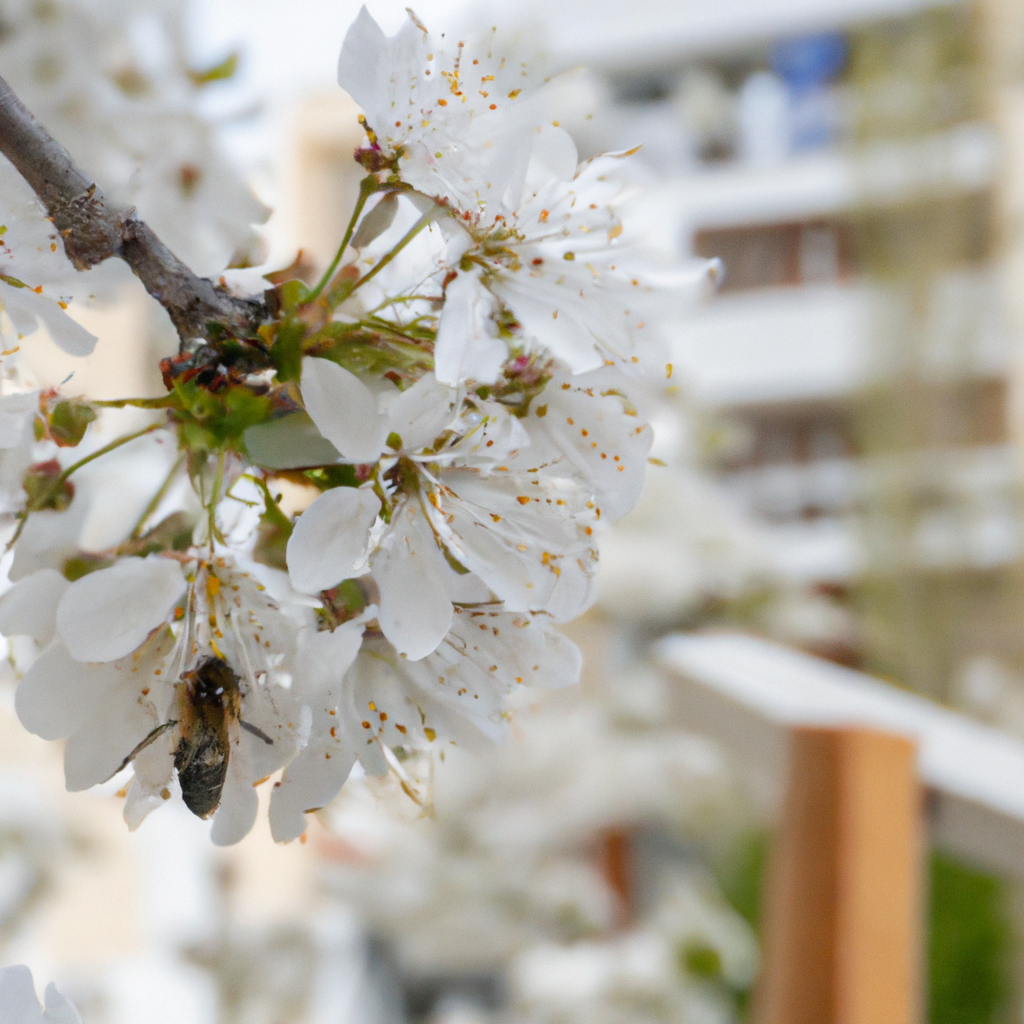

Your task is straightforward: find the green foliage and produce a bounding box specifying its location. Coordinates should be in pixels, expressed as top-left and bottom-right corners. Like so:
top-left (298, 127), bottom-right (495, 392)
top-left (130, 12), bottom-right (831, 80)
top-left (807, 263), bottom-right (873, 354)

top-left (171, 379), bottom-right (274, 456)
top-left (319, 579), bottom-right (369, 628)
top-left (714, 834), bottom-right (1015, 1024)
top-left (47, 399), bottom-right (96, 447)
top-left (22, 460), bottom-right (73, 512)
top-left (682, 942), bottom-right (723, 980)
top-left (929, 853), bottom-right (1013, 1024)
top-left (250, 480), bottom-right (292, 572)
top-left (269, 317), bottom-right (306, 383)
top-left (302, 465), bottom-right (359, 490)
top-left (62, 553), bottom-right (116, 581)
top-left (118, 512), bottom-right (196, 558)
top-left (187, 52), bottom-right (240, 86)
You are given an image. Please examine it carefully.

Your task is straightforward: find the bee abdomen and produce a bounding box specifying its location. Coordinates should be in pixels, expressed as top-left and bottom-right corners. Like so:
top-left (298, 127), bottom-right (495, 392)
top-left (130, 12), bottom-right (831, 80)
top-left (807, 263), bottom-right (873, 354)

top-left (174, 732), bottom-right (228, 819)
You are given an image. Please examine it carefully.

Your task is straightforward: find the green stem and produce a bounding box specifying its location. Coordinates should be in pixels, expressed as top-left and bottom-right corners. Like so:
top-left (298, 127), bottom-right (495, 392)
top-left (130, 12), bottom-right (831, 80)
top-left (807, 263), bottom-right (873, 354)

top-left (303, 175), bottom-right (380, 305)
top-left (6, 419), bottom-right (167, 555)
top-left (93, 395), bottom-right (179, 410)
top-left (130, 452), bottom-right (185, 539)
top-left (207, 448), bottom-right (226, 550)
top-left (346, 208), bottom-right (437, 299)
top-left (56, 420), bottom-right (165, 488)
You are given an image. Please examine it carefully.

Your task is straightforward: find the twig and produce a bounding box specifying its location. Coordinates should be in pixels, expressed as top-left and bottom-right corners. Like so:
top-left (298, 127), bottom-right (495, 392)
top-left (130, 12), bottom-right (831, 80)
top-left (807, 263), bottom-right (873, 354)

top-left (0, 73), bottom-right (268, 350)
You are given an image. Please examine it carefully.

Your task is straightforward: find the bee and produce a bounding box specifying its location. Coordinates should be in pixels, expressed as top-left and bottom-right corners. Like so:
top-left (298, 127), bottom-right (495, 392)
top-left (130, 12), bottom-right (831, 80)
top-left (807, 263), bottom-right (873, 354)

top-left (113, 656), bottom-right (273, 820)
top-left (174, 656), bottom-right (274, 819)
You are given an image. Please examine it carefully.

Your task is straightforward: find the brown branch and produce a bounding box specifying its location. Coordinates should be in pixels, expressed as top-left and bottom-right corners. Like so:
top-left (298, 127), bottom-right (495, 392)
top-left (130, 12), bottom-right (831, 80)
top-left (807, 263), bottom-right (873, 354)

top-left (0, 73), bottom-right (268, 350)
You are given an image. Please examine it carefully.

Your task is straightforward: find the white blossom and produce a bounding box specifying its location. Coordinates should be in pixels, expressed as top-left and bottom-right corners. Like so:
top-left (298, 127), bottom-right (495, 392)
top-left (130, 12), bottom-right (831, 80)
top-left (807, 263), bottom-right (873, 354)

top-left (288, 357), bottom-right (599, 660)
top-left (270, 605), bottom-right (579, 842)
top-left (436, 150), bottom-right (714, 377)
top-left (12, 555), bottom-right (312, 844)
top-left (0, 966), bottom-right (81, 1024)
top-left (338, 7), bottom-right (560, 218)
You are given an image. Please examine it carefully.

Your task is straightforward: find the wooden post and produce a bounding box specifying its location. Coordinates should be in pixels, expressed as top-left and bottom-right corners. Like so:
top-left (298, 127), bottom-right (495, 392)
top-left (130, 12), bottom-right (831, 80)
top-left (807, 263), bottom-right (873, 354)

top-left (754, 726), bottom-right (922, 1024)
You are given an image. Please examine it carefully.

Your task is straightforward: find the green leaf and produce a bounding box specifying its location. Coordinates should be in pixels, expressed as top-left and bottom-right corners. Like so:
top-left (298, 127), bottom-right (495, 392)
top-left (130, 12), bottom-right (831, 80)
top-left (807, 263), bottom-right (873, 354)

top-left (270, 317), bottom-right (306, 383)
top-left (243, 412), bottom-right (341, 470)
top-left (118, 512), bottom-right (196, 557)
top-left (188, 52), bottom-right (240, 86)
top-left (23, 460), bottom-right (73, 512)
top-left (47, 399), bottom-right (97, 448)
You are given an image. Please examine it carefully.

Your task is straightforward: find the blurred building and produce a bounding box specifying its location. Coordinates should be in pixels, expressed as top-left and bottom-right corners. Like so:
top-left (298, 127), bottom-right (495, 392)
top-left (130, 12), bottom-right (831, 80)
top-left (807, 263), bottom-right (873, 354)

top-left (535, 0), bottom-right (1024, 700)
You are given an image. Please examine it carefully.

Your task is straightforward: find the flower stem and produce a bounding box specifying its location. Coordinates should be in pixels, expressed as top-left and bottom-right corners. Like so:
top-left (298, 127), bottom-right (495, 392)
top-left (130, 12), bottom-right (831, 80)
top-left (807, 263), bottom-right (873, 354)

top-left (56, 420), bottom-right (166, 488)
top-left (303, 175), bottom-right (381, 305)
top-left (130, 452), bottom-right (186, 539)
top-left (207, 448), bottom-right (226, 551)
top-left (347, 208), bottom-right (438, 298)
top-left (6, 419), bottom-right (167, 554)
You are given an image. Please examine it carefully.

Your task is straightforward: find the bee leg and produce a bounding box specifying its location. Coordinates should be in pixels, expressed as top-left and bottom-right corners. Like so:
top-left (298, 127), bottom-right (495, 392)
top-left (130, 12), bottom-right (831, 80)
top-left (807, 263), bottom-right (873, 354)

top-left (239, 719), bottom-right (273, 745)
top-left (108, 720), bottom-right (179, 781)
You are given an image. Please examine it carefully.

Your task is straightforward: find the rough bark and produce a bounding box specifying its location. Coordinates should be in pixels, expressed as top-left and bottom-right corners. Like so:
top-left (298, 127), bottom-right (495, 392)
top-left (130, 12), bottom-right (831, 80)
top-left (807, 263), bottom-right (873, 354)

top-left (0, 73), bottom-right (268, 349)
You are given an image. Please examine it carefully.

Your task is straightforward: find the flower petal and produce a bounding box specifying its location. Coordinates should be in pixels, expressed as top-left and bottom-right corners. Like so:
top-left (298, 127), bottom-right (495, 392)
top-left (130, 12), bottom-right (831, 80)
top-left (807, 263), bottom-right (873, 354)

top-left (0, 392), bottom-right (38, 449)
top-left (381, 373), bottom-right (459, 451)
top-left (286, 487), bottom-right (380, 594)
top-left (123, 730), bottom-right (176, 831)
top-left (270, 623), bottom-right (366, 839)
top-left (55, 556), bottom-right (186, 663)
top-left (43, 983), bottom-right (83, 1024)
top-left (521, 368), bottom-right (654, 521)
top-left (0, 281), bottom-right (97, 356)
top-left (210, 739), bottom-right (259, 846)
top-left (430, 469), bottom-right (599, 621)
top-left (64, 696), bottom-right (161, 791)
top-left (434, 271), bottom-right (508, 386)
top-left (300, 357), bottom-right (387, 463)
top-left (15, 642), bottom-right (113, 740)
top-left (0, 568), bottom-right (70, 643)
top-left (373, 501), bottom-right (452, 660)
top-left (0, 965), bottom-right (47, 1023)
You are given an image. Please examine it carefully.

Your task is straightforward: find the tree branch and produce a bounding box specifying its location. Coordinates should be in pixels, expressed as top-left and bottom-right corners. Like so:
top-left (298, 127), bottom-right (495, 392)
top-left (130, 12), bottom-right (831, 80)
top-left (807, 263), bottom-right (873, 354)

top-left (0, 73), bottom-right (268, 350)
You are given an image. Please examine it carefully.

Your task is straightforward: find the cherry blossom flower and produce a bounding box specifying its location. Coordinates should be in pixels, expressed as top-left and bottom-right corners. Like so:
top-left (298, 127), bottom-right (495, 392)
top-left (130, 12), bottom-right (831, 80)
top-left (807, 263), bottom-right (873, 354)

top-left (0, 966), bottom-right (81, 1024)
top-left (269, 605), bottom-right (580, 842)
top-left (338, 7), bottom-right (559, 218)
top-left (435, 150), bottom-right (715, 378)
top-left (287, 357), bottom-right (599, 661)
top-left (11, 554), bottom-right (311, 844)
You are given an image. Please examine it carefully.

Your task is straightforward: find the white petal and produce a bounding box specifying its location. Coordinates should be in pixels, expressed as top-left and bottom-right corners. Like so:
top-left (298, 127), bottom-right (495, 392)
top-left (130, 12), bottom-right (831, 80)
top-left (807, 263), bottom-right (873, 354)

top-left (0, 392), bottom-right (38, 449)
top-left (434, 271), bottom-right (507, 386)
top-left (55, 556), bottom-right (186, 662)
top-left (0, 965), bottom-right (45, 1023)
top-left (300, 357), bottom-right (387, 463)
top-left (294, 623), bottom-right (365, 697)
top-left (430, 470), bottom-right (599, 622)
top-left (269, 732), bottom-right (357, 843)
top-left (523, 368), bottom-right (654, 521)
top-left (10, 504), bottom-right (87, 582)
top-left (373, 502), bottom-right (452, 660)
top-left (381, 373), bottom-right (458, 451)
top-left (269, 623), bottom-right (366, 841)
top-left (286, 487), bottom-right (380, 594)
top-left (123, 731), bottom-right (176, 831)
top-left (210, 741), bottom-right (259, 846)
top-left (43, 983), bottom-right (83, 1024)
top-left (0, 568), bottom-right (70, 643)
top-left (0, 282), bottom-right (97, 356)
top-left (63, 696), bottom-right (161, 791)
top-left (15, 642), bottom-right (112, 740)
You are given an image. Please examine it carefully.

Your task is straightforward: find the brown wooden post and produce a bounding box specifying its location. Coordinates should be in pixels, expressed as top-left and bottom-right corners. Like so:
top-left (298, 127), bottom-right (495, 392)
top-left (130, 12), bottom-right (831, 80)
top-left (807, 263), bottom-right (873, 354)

top-left (754, 726), bottom-right (923, 1024)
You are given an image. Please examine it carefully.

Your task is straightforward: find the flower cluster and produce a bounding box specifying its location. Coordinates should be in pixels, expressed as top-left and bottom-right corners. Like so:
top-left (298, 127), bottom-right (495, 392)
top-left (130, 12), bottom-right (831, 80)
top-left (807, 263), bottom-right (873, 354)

top-left (0, 7), bottom-right (714, 844)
